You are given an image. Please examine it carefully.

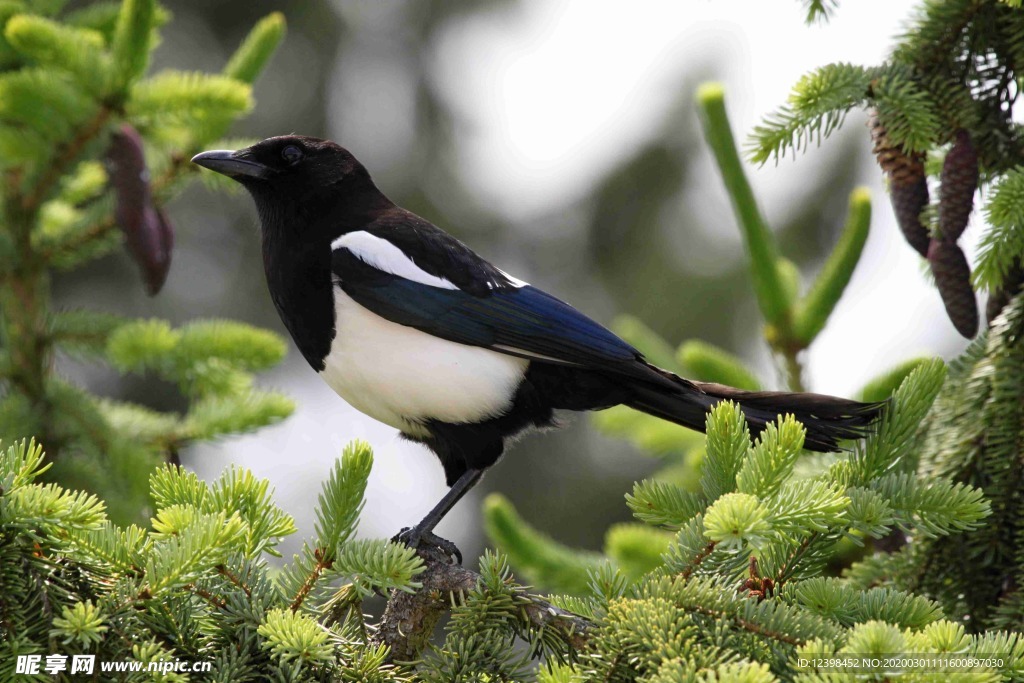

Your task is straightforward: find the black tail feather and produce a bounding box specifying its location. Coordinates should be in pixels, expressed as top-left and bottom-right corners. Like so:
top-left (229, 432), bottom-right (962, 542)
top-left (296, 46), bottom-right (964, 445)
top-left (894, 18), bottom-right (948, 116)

top-left (624, 378), bottom-right (884, 453)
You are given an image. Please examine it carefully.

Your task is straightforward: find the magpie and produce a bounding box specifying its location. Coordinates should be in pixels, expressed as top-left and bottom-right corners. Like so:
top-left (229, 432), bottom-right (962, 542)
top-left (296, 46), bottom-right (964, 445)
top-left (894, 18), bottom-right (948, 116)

top-left (192, 135), bottom-right (882, 553)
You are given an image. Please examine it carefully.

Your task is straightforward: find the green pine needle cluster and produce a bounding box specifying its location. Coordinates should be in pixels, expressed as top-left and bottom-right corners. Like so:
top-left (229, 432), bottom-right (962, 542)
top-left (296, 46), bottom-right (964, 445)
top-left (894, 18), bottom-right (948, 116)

top-left (487, 359), bottom-right (1018, 679)
top-left (976, 169), bottom-right (1024, 290)
top-left (0, 438), bottom-right (429, 682)
top-left (750, 62), bottom-right (875, 165)
top-left (0, 1), bottom-right (290, 523)
top-left (889, 293), bottom-right (1024, 630)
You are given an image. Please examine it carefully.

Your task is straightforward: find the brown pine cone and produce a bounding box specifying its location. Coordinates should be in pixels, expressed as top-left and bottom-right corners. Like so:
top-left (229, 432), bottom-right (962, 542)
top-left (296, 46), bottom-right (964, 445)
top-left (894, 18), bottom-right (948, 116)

top-left (890, 177), bottom-right (930, 257)
top-left (938, 129), bottom-right (979, 241)
top-left (105, 124), bottom-right (174, 295)
top-left (928, 239), bottom-right (978, 338)
top-left (869, 110), bottom-right (930, 256)
top-left (869, 110), bottom-right (926, 182)
top-left (137, 205), bottom-right (174, 295)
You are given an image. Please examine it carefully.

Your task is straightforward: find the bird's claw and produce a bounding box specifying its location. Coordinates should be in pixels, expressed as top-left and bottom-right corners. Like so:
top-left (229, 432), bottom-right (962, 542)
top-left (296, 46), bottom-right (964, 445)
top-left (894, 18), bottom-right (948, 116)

top-left (392, 527), bottom-right (463, 564)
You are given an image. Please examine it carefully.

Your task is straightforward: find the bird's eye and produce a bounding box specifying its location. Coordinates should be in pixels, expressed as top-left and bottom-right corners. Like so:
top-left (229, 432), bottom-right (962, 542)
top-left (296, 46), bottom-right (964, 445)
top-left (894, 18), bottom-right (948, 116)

top-left (281, 145), bottom-right (303, 164)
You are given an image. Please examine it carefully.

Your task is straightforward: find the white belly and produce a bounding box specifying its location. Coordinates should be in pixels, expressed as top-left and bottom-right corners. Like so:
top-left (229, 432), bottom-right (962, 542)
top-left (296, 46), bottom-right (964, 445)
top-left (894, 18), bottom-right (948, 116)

top-left (319, 290), bottom-right (530, 436)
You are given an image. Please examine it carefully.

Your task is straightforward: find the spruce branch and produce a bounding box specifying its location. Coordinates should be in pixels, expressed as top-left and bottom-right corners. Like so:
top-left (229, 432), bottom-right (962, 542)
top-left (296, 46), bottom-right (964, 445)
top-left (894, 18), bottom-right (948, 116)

top-left (697, 83), bottom-right (873, 389)
top-left (701, 400), bottom-right (749, 502)
top-left (704, 492), bottom-right (772, 550)
top-left (773, 533), bottom-right (817, 589)
top-left (4, 14), bottom-right (112, 96)
top-left (697, 83), bottom-right (790, 329)
top-left (330, 539), bottom-right (425, 598)
top-left (750, 62), bottom-right (872, 164)
top-left (285, 443), bottom-right (372, 612)
top-left (870, 68), bottom-right (942, 154)
top-left (288, 547), bottom-right (333, 614)
top-left (0, 69), bottom-right (97, 143)
top-left (224, 12), bottom-right (287, 85)
top-left (736, 416), bottom-right (806, 498)
top-left (855, 357), bottom-right (929, 402)
top-left (976, 168), bottom-right (1024, 291)
top-left (185, 583), bottom-right (227, 610)
top-left (801, 0), bottom-right (839, 23)
top-left (790, 187), bottom-right (871, 345)
top-left (36, 149), bottom-right (199, 263)
top-left (848, 358), bottom-right (946, 484)
top-left (215, 563), bottom-right (252, 598)
top-left (640, 575), bottom-right (822, 647)
top-left (127, 71), bottom-right (252, 121)
top-left (626, 479), bottom-right (705, 529)
top-left (110, 0), bottom-right (154, 88)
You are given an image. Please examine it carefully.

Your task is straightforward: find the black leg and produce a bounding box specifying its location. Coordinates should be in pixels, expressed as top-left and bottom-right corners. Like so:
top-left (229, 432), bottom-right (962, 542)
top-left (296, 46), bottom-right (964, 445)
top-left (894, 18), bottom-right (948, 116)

top-left (393, 468), bottom-right (483, 563)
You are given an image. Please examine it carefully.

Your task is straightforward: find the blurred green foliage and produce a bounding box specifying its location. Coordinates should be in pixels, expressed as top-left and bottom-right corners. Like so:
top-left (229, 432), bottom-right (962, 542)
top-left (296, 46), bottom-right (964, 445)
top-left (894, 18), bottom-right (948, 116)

top-left (0, 1), bottom-right (290, 522)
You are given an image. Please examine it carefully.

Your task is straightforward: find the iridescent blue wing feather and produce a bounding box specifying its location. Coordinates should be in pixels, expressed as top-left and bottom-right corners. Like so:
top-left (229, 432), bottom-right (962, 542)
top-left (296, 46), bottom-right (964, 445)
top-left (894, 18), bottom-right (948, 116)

top-left (331, 245), bottom-right (641, 370)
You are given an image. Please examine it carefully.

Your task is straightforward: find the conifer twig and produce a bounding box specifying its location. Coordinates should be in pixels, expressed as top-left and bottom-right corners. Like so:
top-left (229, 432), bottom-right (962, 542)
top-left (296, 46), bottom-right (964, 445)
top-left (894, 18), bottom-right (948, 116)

top-left (697, 83), bottom-right (791, 329)
top-left (373, 543), bottom-right (593, 662)
top-left (186, 584), bottom-right (226, 609)
top-left (680, 541), bottom-right (718, 581)
top-left (690, 604), bottom-right (802, 645)
top-left (22, 106), bottom-right (114, 213)
top-left (289, 547), bottom-right (332, 612)
top-left (216, 564), bottom-right (251, 597)
top-left (697, 83), bottom-right (810, 390)
top-left (774, 533), bottom-right (816, 588)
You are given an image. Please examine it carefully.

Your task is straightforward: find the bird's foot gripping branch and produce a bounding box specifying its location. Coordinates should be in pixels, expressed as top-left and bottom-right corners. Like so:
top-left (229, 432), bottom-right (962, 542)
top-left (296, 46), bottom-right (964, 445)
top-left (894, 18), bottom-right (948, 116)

top-left (3, 358), bottom-right (1016, 680)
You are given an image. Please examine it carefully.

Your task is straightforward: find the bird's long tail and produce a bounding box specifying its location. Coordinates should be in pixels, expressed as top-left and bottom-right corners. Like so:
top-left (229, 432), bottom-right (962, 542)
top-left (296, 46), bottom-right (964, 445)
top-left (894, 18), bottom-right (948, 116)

top-left (624, 375), bottom-right (883, 453)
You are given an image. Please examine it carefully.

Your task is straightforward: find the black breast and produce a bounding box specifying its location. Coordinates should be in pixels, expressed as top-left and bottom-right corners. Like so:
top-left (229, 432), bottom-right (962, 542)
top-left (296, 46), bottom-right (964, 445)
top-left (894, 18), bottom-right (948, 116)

top-left (261, 235), bottom-right (335, 371)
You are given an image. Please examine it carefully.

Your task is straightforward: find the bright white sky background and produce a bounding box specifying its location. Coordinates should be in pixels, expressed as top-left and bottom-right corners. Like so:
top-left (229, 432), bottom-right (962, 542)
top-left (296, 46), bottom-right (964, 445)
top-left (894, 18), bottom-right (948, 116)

top-left (189, 0), bottom-right (970, 547)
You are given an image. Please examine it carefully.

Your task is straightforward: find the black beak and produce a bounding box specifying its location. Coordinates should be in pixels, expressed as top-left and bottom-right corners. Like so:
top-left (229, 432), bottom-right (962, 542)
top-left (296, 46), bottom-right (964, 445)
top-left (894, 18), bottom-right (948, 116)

top-left (191, 150), bottom-right (271, 179)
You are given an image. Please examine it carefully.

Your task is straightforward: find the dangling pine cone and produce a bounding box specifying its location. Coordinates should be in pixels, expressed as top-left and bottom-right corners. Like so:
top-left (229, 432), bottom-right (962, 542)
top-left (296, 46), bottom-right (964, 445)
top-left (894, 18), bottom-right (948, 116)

top-left (928, 239), bottom-right (978, 338)
top-left (869, 110), bottom-right (930, 257)
top-left (938, 129), bottom-right (979, 242)
top-left (890, 176), bottom-right (930, 257)
top-left (105, 124), bottom-right (174, 295)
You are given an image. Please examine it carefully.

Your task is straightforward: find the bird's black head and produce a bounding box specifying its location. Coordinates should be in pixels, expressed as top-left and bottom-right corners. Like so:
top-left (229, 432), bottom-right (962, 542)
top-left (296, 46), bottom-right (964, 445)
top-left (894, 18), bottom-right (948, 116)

top-left (192, 135), bottom-right (369, 196)
top-left (192, 135), bottom-right (393, 249)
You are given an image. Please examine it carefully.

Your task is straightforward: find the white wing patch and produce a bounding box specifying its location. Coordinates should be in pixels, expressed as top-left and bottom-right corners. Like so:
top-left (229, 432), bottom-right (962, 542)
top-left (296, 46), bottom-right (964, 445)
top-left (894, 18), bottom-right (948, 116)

top-left (497, 269), bottom-right (528, 288)
top-left (332, 231), bottom-right (459, 290)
